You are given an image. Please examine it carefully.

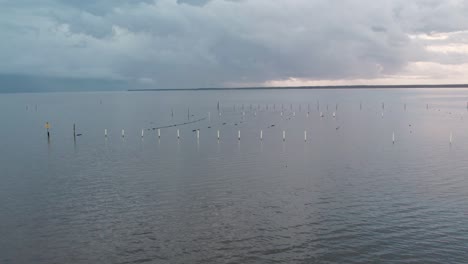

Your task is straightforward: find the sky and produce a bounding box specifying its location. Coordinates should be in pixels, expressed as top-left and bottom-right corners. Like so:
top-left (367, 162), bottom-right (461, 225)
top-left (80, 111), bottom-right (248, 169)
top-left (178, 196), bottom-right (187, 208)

top-left (1, 0), bottom-right (468, 91)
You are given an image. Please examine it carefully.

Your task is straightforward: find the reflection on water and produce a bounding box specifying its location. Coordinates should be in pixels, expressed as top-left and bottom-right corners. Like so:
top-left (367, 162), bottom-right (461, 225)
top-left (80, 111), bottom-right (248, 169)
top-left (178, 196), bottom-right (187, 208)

top-left (0, 89), bottom-right (467, 263)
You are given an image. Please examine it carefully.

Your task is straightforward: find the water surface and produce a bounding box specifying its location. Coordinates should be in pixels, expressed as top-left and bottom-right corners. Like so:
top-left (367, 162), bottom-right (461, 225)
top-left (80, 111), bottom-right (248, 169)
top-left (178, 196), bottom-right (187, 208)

top-left (0, 89), bottom-right (467, 263)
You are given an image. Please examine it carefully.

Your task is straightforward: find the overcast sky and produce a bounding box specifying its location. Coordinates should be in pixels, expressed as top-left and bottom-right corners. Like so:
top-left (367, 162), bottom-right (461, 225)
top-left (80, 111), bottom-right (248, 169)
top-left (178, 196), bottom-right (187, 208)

top-left (1, 0), bottom-right (468, 90)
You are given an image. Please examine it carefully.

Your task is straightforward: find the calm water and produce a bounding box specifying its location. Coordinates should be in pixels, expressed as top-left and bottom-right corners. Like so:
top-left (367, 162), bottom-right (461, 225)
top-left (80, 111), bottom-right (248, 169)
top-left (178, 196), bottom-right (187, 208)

top-left (0, 89), bottom-right (467, 263)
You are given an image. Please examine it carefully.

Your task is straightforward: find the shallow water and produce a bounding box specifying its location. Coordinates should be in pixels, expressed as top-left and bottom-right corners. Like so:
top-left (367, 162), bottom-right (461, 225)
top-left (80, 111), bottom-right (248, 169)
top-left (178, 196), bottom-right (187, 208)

top-left (0, 89), bottom-right (467, 263)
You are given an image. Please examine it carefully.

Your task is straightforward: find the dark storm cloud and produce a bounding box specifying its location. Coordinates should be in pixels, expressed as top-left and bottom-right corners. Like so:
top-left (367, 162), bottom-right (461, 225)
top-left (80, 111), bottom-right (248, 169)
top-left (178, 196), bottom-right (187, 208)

top-left (0, 0), bottom-right (467, 90)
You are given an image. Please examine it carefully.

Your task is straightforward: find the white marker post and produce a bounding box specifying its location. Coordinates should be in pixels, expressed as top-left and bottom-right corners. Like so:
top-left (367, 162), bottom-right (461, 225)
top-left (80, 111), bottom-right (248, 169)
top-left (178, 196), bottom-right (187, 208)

top-left (197, 130), bottom-right (200, 140)
top-left (158, 129), bottom-right (161, 138)
top-left (217, 130), bottom-right (220, 140)
top-left (304, 130), bottom-right (307, 141)
top-left (392, 132), bottom-right (395, 144)
top-left (141, 129), bottom-right (144, 138)
top-left (121, 129), bottom-right (125, 138)
top-left (450, 132), bottom-right (453, 145)
top-left (260, 130), bottom-right (263, 140)
top-left (177, 129), bottom-right (180, 139)
top-left (104, 129), bottom-right (107, 137)
top-left (283, 130), bottom-right (286, 141)
top-left (238, 130), bottom-right (241, 140)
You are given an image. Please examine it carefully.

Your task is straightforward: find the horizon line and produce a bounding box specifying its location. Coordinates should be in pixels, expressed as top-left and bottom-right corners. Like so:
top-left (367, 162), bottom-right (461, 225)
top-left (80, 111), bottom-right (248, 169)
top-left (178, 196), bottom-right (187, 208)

top-left (128, 83), bottom-right (468, 91)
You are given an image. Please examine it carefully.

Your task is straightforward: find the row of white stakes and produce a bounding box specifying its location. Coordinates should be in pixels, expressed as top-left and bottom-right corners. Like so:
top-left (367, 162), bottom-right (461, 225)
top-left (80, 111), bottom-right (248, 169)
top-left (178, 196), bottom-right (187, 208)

top-left (236, 111), bottom-right (339, 118)
top-left (101, 129), bottom-right (462, 144)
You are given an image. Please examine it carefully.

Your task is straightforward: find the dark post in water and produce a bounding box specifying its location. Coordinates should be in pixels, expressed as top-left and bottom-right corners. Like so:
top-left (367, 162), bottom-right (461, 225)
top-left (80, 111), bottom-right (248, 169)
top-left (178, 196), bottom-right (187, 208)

top-left (45, 122), bottom-right (50, 138)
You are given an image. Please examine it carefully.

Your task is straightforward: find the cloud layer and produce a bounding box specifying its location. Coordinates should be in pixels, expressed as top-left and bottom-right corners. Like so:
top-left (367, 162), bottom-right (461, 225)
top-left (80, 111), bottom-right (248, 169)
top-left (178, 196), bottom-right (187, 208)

top-left (1, 0), bottom-right (468, 89)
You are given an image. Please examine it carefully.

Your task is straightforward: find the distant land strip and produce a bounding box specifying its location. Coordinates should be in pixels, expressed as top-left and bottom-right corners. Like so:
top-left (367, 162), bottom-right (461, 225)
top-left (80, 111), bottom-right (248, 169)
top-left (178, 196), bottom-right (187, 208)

top-left (129, 84), bottom-right (468, 91)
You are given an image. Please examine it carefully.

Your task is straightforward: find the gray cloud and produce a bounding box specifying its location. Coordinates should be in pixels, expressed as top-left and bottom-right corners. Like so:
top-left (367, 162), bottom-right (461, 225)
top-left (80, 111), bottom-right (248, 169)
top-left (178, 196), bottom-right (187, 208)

top-left (0, 0), bottom-right (467, 90)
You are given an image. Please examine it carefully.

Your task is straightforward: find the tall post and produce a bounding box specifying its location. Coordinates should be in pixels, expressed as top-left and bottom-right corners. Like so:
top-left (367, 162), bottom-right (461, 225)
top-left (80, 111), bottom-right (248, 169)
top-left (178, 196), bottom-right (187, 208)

top-left (45, 122), bottom-right (50, 138)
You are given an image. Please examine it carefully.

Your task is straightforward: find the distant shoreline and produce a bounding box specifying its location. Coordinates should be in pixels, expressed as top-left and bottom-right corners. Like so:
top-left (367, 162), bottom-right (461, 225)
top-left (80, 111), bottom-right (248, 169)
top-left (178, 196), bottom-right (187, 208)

top-left (128, 84), bottom-right (468, 91)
